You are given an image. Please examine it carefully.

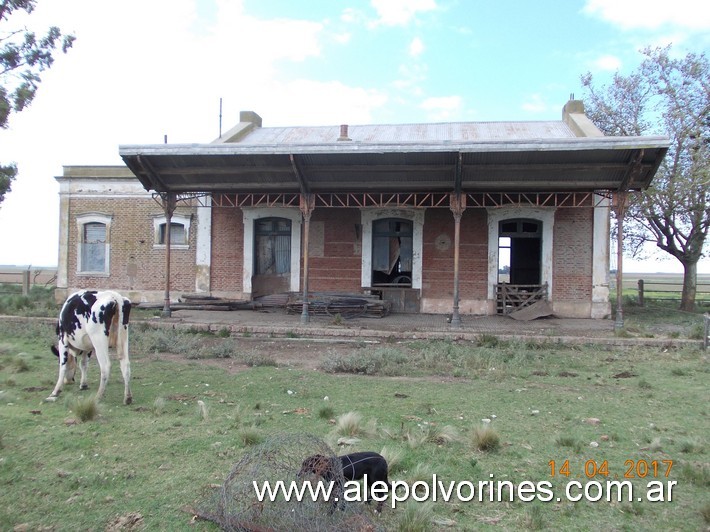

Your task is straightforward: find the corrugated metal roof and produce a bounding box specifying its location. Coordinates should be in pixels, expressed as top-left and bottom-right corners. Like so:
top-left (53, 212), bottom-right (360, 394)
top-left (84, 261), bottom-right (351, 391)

top-left (238, 120), bottom-right (576, 145)
top-left (118, 109), bottom-right (669, 196)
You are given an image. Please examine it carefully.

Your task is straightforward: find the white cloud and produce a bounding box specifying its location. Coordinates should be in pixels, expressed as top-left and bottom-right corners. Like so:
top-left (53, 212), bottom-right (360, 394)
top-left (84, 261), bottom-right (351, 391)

top-left (0, 0), bottom-right (385, 266)
top-left (251, 79), bottom-right (388, 126)
top-left (521, 94), bottom-right (549, 114)
top-left (419, 95), bottom-right (462, 121)
top-left (592, 54), bottom-right (622, 71)
top-left (583, 0), bottom-right (710, 30)
top-left (392, 62), bottom-right (428, 93)
top-left (409, 37), bottom-right (425, 57)
top-left (369, 0), bottom-right (438, 27)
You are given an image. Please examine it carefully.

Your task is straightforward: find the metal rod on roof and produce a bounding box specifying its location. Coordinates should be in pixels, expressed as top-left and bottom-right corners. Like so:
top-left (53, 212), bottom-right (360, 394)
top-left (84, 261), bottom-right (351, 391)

top-left (219, 98), bottom-right (223, 138)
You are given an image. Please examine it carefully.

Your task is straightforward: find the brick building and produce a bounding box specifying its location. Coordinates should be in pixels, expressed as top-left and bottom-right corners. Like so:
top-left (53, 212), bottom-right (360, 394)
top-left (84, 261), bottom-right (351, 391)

top-left (56, 101), bottom-right (668, 321)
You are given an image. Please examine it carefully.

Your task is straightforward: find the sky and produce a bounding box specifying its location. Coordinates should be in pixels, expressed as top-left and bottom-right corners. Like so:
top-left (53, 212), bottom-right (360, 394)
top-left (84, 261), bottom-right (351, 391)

top-left (0, 0), bottom-right (708, 273)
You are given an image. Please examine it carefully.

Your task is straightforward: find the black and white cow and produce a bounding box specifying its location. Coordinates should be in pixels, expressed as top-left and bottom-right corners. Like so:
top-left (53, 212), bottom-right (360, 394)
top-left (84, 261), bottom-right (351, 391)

top-left (47, 290), bottom-right (132, 405)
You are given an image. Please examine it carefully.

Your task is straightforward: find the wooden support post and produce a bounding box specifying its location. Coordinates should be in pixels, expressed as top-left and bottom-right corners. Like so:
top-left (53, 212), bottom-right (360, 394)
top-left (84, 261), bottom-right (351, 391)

top-left (449, 192), bottom-right (466, 328)
top-left (614, 192), bottom-right (627, 331)
top-left (21, 269), bottom-right (30, 296)
top-left (162, 192), bottom-right (177, 318)
top-left (638, 279), bottom-right (644, 307)
top-left (300, 193), bottom-right (315, 325)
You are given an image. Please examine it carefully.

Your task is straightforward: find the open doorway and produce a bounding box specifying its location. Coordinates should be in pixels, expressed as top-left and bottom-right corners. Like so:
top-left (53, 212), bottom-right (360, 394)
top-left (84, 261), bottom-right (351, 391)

top-left (371, 218), bottom-right (413, 286)
top-left (498, 219), bottom-right (541, 285)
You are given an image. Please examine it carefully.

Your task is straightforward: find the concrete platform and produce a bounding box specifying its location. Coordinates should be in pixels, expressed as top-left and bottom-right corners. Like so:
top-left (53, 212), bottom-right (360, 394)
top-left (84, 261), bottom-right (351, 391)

top-left (154, 307), bottom-right (697, 347)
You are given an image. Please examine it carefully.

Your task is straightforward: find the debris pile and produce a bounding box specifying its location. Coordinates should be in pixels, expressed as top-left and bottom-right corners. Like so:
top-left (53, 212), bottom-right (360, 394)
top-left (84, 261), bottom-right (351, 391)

top-left (286, 292), bottom-right (391, 319)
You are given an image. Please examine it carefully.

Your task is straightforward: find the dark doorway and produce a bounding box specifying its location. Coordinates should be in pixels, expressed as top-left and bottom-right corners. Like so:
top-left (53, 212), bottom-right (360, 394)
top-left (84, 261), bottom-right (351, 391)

top-left (371, 218), bottom-right (413, 286)
top-left (498, 219), bottom-right (541, 285)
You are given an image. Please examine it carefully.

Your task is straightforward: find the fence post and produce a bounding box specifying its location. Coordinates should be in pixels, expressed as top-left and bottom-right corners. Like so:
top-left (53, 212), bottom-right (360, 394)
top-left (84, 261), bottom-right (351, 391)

top-left (704, 313), bottom-right (709, 351)
top-left (22, 270), bottom-right (30, 296)
top-left (638, 279), bottom-right (644, 307)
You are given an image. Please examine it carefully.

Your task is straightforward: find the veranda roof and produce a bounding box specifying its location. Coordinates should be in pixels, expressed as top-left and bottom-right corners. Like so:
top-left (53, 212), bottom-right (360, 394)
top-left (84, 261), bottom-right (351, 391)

top-left (119, 119), bottom-right (668, 195)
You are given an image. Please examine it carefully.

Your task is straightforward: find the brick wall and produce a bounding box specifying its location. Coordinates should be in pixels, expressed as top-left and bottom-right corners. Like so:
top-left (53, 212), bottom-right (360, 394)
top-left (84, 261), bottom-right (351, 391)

top-left (66, 197), bottom-right (196, 293)
top-left (306, 209), bottom-right (362, 293)
top-left (210, 207), bottom-right (244, 294)
top-left (553, 208), bottom-right (593, 300)
top-left (421, 209), bottom-right (488, 301)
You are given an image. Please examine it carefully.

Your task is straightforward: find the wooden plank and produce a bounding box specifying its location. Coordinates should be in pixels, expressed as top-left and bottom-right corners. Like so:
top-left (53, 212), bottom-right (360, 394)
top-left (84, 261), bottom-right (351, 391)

top-left (509, 300), bottom-right (553, 321)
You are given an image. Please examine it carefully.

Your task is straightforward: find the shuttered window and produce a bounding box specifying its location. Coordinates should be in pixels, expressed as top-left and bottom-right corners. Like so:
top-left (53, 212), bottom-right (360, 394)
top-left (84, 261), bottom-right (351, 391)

top-left (81, 222), bottom-right (106, 272)
top-left (254, 218), bottom-right (291, 275)
top-left (158, 222), bottom-right (187, 245)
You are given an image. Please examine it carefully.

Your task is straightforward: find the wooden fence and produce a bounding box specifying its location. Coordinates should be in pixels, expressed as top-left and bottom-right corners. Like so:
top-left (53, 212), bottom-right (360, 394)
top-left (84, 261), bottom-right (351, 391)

top-left (637, 279), bottom-right (710, 306)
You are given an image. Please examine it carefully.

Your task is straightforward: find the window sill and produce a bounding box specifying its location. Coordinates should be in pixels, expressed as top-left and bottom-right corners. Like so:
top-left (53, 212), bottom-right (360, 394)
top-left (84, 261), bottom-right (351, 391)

top-left (153, 244), bottom-right (189, 250)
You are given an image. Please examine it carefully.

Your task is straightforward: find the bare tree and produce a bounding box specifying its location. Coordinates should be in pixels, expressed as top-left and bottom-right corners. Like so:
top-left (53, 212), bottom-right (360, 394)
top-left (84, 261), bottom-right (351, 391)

top-left (1, 0), bottom-right (75, 204)
top-left (582, 45), bottom-right (709, 311)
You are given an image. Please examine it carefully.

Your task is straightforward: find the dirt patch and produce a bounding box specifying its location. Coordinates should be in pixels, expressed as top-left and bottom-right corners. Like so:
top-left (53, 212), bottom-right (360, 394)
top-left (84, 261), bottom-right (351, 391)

top-left (146, 338), bottom-right (371, 374)
top-left (612, 371), bottom-right (638, 379)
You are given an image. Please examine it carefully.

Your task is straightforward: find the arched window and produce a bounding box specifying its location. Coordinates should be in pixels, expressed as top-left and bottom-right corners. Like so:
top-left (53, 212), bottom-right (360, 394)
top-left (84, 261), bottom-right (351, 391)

top-left (254, 217), bottom-right (292, 275)
top-left (76, 213), bottom-right (112, 274)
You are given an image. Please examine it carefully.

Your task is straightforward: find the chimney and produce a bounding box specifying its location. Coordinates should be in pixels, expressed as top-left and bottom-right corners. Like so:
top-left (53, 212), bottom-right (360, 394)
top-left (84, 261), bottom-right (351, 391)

top-left (562, 100), bottom-right (604, 137)
top-left (214, 111), bottom-right (263, 143)
top-left (337, 124), bottom-right (352, 141)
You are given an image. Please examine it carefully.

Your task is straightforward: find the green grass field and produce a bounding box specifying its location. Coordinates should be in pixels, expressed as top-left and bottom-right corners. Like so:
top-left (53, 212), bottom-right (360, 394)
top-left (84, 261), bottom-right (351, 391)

top-left (0, 320), bottom-right (708, 531)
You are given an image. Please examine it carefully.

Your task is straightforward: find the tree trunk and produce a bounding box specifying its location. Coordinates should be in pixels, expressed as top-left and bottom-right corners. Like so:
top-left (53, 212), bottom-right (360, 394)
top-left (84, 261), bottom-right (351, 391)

top-left (680, 260), bottom-right (697, 312)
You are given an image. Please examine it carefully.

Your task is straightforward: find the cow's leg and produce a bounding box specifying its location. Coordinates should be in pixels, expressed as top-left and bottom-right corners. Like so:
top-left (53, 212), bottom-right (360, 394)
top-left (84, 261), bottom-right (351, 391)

top-left (91, 338), bottom-right (111, 402)
top-left (47, 346), bottom-right (71, 401)
top-left (116, 329), bottom-right (133, 405)
top-left (78, 351), bottom-right (90, 390)
top-left (118, 346), bottom-right (131, 405)
top-left (64, 354), bottom-right (77, 384)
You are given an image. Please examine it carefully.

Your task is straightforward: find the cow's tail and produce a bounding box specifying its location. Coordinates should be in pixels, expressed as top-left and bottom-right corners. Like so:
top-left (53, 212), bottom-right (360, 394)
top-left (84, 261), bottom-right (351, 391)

top-left (108, 293), bottom-right (131, 358)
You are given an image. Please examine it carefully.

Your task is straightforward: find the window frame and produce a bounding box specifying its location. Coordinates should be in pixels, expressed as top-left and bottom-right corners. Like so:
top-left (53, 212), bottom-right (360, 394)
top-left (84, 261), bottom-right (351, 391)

top-left (153, 213), bottom-right (191, 249)
top-left (76, 213), bottom-right (112, 276)
top-left (253, 217), bottom-right (292, 276)
top-left (360, 209), bottom-right (424, 290)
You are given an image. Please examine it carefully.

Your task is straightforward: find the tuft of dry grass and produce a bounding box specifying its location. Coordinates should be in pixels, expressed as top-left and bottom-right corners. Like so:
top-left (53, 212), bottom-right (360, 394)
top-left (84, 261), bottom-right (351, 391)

top-left (379, 446), bottom-right (405, 473)
top-left (470, 425), bottom-right (501, 452)
top-left (396, 501), bottom-right (434, 531)
top-left (72, 396), bottom-right (100, 423)
top-left (333, 411), bottom-right (377, 438)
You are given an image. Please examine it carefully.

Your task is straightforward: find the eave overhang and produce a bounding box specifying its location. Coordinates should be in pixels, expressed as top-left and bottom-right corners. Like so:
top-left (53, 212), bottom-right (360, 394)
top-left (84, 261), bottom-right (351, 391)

top-left (119, 136), bottom-right (669, 196)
